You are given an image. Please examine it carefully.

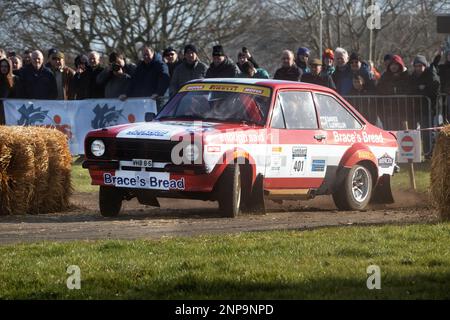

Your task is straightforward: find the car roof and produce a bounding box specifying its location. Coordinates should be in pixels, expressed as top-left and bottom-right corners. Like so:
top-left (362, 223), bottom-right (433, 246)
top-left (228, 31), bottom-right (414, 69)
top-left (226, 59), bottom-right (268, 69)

top-left (185, 78), bottom-right (335, 93)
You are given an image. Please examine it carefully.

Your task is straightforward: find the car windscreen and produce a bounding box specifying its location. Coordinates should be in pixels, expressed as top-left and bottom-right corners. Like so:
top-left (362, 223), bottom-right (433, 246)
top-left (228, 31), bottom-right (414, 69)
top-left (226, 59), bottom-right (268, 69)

top-left (156, 85), bottom-right (272, 125)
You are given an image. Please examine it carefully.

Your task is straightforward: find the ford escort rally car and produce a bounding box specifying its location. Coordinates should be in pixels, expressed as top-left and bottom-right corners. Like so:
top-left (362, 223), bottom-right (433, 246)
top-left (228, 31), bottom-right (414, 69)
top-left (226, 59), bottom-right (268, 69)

top-left (83, 78), bottom-right (398, 217)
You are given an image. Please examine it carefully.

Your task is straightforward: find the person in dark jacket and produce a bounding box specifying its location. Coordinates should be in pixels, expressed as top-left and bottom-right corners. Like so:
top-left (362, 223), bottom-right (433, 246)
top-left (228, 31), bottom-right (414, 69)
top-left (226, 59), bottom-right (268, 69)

top-left (239, 61), bottom-right (270, 79)
top-left (237, 48), bottom-right (259, 73)
top-left (163, 47), bottom-right (182, 78)
top-left (348, 52), bottom-right (375, 93)
top-left (273, 50), bottom-right (302, 81)
top-left (296, 47), bottom-right (311, 73)
top-left (301, 58), bottom-right (336, 89)
top-left (69, 55), bottom-right (91, 100)
top-left (126, 45), bottom-right (170, 99)
top-left (97, 51), bottom-right (138, 96)
top-left (349, 74), bottom-right (371, 95)
top-left (87, 51), bottom-right (105, 98)
top-left (332, 47), bottom-right (353, 95)
top-left (0, 58), bottom-right (22, 98)
top-left (409, 55), bottom-right (440, 114)
top-left (21, 50), bottom-right (57, 99)
top-left (169, 44), bottom-right (208, 96)
top-left (205, 45), bottom-right (240, 78)
top-left (376, 55), bottom-right (410, 95)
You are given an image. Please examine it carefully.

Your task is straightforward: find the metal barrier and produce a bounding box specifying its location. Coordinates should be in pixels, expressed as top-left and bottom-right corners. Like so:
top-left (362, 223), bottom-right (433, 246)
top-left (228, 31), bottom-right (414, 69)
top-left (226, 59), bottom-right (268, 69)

top-left (343, 95), bottom-right (433, 154)
top-left (438, 93), bottom-right (450, 124)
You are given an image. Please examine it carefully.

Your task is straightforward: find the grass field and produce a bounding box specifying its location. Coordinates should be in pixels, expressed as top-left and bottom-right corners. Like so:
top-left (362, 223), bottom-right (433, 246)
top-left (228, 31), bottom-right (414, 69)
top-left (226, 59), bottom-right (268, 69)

top-left (0, 223), bottom-right (448, 299)
top-left (72, 159), bottom-right (431, 194)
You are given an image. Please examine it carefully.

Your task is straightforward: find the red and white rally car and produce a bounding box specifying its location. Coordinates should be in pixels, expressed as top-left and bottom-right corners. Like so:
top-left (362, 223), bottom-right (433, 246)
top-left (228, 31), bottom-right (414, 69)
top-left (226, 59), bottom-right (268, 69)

top-left (83, 79), bottom-right (398, 217)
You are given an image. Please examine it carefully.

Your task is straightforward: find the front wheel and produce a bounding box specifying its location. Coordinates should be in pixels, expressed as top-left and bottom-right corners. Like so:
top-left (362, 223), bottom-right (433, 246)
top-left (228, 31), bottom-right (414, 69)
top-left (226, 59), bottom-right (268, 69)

top-left (99, 186), bottom-right (123, 217)
top-left (332, 165), bottom-right (373, 211)
top-left (217, 165), bottom-right (242, 218)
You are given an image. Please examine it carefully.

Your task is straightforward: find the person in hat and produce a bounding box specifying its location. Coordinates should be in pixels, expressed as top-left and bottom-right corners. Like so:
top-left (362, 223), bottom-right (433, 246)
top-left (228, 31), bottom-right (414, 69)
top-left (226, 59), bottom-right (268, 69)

top-left (163, 47), bottom-right (182, 78)
top-left (348, 52), bottom-right (375, 93)
top-left (169, 44), bottom-right (208, 96)
top-left (48, 50), bottom-right (75, 100)
top-left (274, 50), bottom-right (303, 81)
top-left (20, 50), bottom-right (57, 99)
top-left (301, 58), bottom-right (335, 89)
top-left (69, 54), bottom-right (91, 100)
top-left (322, 48), bottom-right (335, 76)
top-left (239, 61), bottom-right (269, 79)
top-left (296, 47), bottom-right (310, 73)
top-left (376, 54), bottom-right (410, 95)
top-left (205, 45), bottom-right (240, 78)
top-left (237, 47), bottom-right (259, 73)
top-left (383, 54), bottom-right (393, 73)
top-left (409, 55), bottom-right (440, 116)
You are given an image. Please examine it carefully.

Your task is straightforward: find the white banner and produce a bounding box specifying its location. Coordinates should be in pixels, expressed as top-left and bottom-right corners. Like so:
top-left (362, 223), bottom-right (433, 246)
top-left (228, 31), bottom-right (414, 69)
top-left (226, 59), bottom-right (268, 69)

top-left (3, 98), bottom-right (157, 154)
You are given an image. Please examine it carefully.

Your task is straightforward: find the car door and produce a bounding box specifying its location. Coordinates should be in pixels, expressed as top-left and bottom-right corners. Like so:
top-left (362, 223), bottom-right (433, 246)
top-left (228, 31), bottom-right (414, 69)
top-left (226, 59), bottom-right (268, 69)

top-left (264, 90), bottom-right (328, 190)
top-left (312, 92), bottom-right (364, 168)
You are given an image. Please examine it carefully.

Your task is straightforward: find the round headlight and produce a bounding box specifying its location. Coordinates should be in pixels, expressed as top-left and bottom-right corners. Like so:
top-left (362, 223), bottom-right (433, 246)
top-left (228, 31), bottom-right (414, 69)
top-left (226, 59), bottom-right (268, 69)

top-left (184, 144), bottom-right (200, 162)
top-left (91, 139), bottom-right (105, 157)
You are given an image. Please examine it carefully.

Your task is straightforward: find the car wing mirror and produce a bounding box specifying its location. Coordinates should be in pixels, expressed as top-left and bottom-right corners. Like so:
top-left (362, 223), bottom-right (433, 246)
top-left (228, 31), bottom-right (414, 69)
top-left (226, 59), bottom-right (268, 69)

top-left (145, 112), bottom-right (156, 122)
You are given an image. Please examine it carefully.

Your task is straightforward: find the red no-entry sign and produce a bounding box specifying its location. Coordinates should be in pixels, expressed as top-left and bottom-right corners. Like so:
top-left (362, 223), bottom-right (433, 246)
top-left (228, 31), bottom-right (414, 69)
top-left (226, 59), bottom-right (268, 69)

top-left (400, 135), bottom-right (414, 152)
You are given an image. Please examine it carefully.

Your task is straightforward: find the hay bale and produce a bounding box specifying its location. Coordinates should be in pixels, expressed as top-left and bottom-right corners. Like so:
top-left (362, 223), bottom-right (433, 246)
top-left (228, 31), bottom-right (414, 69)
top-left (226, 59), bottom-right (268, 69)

top-left (430, 125), bottom-right (450, 220)
top-left (0, 126), bottom-right (72, 215)
top-left (36, 127), bottom-right (72, 213)
top-left (0, 126), bottom-right (35, 215)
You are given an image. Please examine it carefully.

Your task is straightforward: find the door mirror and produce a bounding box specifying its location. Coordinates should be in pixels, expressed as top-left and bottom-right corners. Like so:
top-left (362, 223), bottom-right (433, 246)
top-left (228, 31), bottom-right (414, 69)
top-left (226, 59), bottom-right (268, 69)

top-left (145, 112), bottom-right (156, 122)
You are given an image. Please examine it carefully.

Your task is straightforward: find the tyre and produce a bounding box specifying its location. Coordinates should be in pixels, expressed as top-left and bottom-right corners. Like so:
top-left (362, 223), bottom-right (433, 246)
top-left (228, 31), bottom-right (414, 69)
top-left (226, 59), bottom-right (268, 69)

top-left (217, 165), bottom-right (242, 218)
top-left (332, 164), bottom-right (373, 211)
top-left (99, 186), bottom-right (123, 217)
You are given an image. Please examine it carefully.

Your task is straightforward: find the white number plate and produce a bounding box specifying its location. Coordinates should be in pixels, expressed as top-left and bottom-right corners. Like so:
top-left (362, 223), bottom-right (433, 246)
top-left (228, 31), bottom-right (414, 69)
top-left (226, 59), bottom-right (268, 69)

top-left (132, 159), bottom-right (153, 168)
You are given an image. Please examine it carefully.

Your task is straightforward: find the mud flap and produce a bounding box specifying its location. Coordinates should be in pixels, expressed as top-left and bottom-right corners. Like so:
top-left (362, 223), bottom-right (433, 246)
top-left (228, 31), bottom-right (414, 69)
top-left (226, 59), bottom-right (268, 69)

top-left (370, 174), bottom-right (394, 204)
top-left (136, 191), bottom-right (161, 207)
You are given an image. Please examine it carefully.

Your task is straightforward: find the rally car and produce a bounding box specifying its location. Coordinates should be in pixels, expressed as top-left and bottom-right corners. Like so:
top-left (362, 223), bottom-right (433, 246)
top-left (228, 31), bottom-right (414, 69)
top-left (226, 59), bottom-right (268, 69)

top-left (83, 78), bottom-right (398, 217)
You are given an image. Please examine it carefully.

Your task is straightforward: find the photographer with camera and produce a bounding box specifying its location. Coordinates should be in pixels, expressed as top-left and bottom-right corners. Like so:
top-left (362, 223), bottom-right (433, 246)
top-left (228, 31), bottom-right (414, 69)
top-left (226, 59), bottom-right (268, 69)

top-left (96, 51), bottom-right (131, 98)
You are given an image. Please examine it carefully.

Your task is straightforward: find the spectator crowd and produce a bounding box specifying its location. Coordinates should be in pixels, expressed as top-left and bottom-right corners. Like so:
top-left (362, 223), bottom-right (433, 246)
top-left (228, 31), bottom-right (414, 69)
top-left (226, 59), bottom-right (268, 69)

top-left (0, 43), bottom-right (449, 118)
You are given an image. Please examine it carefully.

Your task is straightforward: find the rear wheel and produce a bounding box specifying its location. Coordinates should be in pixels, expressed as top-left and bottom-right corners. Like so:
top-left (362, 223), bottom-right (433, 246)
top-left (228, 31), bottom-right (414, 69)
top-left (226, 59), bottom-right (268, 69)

top-left (332, 165), bottom-right (373, 211)
top-left (217, 165), bottom-right (242, 218)
top-left (99, 186), bottom-right (123, 217)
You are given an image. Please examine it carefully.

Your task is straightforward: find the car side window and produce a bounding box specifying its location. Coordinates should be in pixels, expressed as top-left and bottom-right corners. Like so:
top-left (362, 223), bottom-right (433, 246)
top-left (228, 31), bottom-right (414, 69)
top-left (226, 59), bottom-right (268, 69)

top-left (270, 99), bottom-right (286, 129)
top-left (315, 93), bottom-right (362, 130)
top-left (277, 91), bottom-right (318, 130)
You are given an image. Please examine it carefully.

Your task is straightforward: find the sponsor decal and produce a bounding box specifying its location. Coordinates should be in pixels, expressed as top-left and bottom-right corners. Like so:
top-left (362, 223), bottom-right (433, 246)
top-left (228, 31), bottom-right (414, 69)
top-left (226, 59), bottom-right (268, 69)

top-left (179, 83), bottom-right (271, 97)
top-left (378, 153), bottom-right (394, 168)
top-left (206, 145), bottom-right (221, 153)
top-left (272, 146), bottom-right (282, 153)
top-left (270, 155), bottom-right (282, 172)
top-left (333, 131), bottom-right (384, 144)
top-left (311, 159), bottom-right (326, 172)
top-left (292, 146), bottom-right (307, 158)
top-left (124, 129), bottom-right (170, 137)
top-left (104, 173), bottom-right (185, 190)
top-left (358, 150), bottom-right (375, 160)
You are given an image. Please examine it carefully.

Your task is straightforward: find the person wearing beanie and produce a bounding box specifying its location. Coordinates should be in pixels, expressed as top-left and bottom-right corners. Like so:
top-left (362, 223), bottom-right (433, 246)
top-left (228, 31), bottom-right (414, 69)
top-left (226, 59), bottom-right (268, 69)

top-left (348, 52), bottom-right (376, 92)
top-left (273, 49), bottom-right (303, 81)
top-left (237, 48), bottom-right (260, 73)
top-left (377, 54), bottom-right (410, 95)
top-left (69, 54), bottom-right (91, 100)
top-left (169, 44), bottom-right (208, 96)
top-left (205, 45), bottom-right (241, 78)
top-left (322, 48), bottom-right (335, 76)
top-left (301, 58), bottom-right (336, 89)
top-left (163, 47), bottom-right (182, 78)
top-left (409, 54), bottom-right (440, 115)
top-left (239, 61), bottom-right (269, 79)
top-left (296, 47), bottom-right (310, 73)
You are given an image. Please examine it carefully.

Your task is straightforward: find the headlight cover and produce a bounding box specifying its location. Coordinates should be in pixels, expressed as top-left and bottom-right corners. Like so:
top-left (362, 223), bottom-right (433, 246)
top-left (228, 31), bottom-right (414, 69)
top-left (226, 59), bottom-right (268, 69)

top-left (91, 139), bottom-right (105, 157)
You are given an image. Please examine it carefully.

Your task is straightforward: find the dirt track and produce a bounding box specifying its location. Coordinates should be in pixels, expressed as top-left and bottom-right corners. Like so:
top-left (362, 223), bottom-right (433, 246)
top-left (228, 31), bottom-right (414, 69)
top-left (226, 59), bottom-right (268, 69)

top-left (0, 190), bottom-right (437, 244)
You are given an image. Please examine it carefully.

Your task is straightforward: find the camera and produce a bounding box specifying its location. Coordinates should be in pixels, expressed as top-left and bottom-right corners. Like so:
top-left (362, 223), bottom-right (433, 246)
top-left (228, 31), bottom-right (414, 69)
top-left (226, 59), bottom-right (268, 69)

top-left (112, 63), bottom-right (122, 72)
